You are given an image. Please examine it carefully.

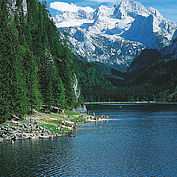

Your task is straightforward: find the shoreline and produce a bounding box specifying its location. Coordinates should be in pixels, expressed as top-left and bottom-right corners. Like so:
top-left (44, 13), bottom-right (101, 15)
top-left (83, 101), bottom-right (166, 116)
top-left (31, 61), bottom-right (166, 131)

top-left (85, 101), bottom-right (177, 105)
top-left (0, 110), bottom-right (97, 142)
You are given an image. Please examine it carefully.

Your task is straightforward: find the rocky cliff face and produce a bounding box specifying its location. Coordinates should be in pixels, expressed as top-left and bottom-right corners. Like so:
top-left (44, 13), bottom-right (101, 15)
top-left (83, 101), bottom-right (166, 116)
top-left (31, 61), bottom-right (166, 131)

top-left (73, 74), bottom-right (80, 103)
top-left (7, 0), bottom-right (27, 16)
top-left (48, 0), bottom-right (177, 71)
top-left (162, 39), bottom-right (177, 59)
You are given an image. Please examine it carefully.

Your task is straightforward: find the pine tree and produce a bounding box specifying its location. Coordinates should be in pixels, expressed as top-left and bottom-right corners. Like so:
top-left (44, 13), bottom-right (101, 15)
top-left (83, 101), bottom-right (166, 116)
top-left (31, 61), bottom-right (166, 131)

top-left (57, 36), bottom-right (76, 108)
top-left (0, 1), bottom-right (28, 119)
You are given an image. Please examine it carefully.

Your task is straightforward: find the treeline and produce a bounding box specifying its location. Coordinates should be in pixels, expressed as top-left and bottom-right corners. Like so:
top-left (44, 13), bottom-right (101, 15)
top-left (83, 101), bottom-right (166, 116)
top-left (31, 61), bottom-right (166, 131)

top-left (0, 0), bottom-right (78, 123)
top-left (75, 57), bottom-right (177, 102)
top-left (74, 57), bottom-right (115, 102)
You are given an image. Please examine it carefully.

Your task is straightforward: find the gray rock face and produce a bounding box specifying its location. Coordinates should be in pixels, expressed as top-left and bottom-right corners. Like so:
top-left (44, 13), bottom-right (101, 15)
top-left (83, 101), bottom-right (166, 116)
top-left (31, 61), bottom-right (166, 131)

top-left (55, 0), bottom-right (176, 71)
top-left (0, 121), bottom-right (54, 141)
top-left (61, 27), bottom-right (144, 71)
top-left (7, 0), bottom-right (27, 16)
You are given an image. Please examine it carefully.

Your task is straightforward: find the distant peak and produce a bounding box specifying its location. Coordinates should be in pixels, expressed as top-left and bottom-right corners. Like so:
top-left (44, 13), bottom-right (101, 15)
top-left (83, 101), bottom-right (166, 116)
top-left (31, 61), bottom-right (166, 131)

top-left (96, 5), bottom-right (111, 11)
top-left (149, 7), bottom-right (162, 17)
top-left (122, 0), bottom-right (144, 6)
top-left (120, 0), bottom-right (136, 5)
top-left (124, 0), bottom-right (135, 3)
top-left (98, 5), bottom-right (107, 8)
top-left (114, 0), bottom-right (149, 19)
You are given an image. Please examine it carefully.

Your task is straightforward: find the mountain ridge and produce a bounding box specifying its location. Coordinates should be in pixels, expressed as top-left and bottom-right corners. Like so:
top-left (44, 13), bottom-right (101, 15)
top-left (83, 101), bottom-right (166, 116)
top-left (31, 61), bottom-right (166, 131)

top-left (53, 0), bottom-right (176, 71)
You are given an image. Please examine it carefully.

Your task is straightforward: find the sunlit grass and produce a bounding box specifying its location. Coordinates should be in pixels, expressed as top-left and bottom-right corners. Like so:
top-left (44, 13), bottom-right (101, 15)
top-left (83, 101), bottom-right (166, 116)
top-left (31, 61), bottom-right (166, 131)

top-left (71, 117), bottom-right (85, 123)
top-left (64, 110), bottom-right (80, 116)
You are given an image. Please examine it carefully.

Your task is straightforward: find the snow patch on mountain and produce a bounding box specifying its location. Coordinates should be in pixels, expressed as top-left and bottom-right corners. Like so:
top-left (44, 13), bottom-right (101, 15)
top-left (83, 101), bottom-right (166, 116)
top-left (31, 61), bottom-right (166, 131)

top-left (60, 27), bottom-right (145, 71)
top-left (113, 0), bottom-right (150, 19)
top-left (53, 0), bottom-right (176, 70)
top-left (53, 10), bottom-right (94, 28)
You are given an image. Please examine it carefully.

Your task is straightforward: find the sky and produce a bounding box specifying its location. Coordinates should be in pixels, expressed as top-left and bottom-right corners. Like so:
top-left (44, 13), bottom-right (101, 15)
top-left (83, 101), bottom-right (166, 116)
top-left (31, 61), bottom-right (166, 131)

top-left (41, 0), bottom-right (177, 23)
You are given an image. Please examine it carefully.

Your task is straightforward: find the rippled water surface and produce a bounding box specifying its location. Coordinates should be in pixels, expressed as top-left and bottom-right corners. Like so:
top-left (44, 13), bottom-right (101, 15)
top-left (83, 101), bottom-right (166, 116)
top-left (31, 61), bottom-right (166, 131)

top-left (0, 104), bottom-right (177, 176)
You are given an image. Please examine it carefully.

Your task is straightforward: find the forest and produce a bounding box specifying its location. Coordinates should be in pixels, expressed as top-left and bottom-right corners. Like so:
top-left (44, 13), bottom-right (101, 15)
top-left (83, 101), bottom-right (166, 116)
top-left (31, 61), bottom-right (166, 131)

top-left (0, 0), bottom-right (79, 123)
top-left (75, 51), bottom-right (177, 102)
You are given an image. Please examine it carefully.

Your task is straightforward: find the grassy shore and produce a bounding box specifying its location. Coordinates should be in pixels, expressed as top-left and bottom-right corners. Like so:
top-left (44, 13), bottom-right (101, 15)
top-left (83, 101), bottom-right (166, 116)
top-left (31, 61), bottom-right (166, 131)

top-left (0, 110), bottom-right (96, 141)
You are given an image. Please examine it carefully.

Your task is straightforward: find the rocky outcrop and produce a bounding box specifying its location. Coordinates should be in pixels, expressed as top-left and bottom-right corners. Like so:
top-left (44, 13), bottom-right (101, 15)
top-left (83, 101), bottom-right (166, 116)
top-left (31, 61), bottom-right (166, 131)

top-left (0, 120), bottom-right (54, 141)
top-left (7, 0), bottom-right (27, 16)
top-left (73, 74), bottom-right (80, 103)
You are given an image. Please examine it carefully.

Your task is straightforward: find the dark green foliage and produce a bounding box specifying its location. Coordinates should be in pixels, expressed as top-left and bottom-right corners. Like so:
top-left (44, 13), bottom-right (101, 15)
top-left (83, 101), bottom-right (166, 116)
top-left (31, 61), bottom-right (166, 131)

top-left (76, 52), bottom-right (177, 103)
top-left (128, 49), bottom-right (162, 72)
top-left (128, 59), bottom-right (177, 101)
top-left (74, 57), bottom-right (115, 102)
top-left (0, 1), bottom-right (28, 121)
top-left (0, 0), bottom-right (77, 123)
top-left (1, 0), bottom-right (175, 124)
top-left (17, 45), bottom-right (42, 112)
top-left (89, 61), bottom-right (129, 87)
top-left (57, 37), bottom-right (76, 108)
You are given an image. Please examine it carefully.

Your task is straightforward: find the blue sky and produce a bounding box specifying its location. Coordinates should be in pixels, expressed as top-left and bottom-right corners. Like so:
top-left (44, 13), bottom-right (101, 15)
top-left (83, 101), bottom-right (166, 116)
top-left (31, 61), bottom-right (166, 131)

top-left (41, 0), bottom-right (177, 22)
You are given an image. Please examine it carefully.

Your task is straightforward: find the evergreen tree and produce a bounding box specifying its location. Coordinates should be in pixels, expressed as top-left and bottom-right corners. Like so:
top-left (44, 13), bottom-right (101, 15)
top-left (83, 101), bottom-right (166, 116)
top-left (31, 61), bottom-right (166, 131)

top-left (57, 36), bottom-right (76, 108)
top-left (0, 1), bottom-right (28, 120)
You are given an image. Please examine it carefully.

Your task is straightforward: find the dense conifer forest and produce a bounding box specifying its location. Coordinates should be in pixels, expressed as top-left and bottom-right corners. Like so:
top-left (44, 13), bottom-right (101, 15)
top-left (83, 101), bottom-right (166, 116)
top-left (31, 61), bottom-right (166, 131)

top-left (75, 51), bottom-right (177, 102)
top-left (0, 0), bottom-right (78, 123)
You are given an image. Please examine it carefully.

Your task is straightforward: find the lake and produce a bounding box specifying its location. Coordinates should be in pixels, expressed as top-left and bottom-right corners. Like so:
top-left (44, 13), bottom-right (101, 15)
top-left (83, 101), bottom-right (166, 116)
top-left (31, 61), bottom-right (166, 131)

top-left (0, 103), bottom-right (177, 176)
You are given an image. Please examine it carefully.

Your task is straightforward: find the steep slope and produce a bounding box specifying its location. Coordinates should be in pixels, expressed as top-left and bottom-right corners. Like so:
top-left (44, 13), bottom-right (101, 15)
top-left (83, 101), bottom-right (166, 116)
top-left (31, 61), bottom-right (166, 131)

top-left (128, 49), bottom-right (162, 72)
top-left (122, 15), bottom-right (158, 48)
top-left (74, 57), bottom-right (115, 101)
top-left (0, 0), bottom-right (80, 122)
top-left (162, 38), bottom-right (177, 59)
top-left (54, 0), bottom-right (176, 71)
top-left (61, 27), bottom-right (145, 72)
top-left (113, 0), bottom-right (150, 19)
top-left (128, 59), bottom-right (177, 101)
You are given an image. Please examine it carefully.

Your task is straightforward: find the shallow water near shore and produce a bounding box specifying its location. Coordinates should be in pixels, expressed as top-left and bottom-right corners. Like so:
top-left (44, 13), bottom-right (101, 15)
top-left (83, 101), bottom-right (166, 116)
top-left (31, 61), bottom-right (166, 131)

top-left (0, 104), bottom-right (177, 176)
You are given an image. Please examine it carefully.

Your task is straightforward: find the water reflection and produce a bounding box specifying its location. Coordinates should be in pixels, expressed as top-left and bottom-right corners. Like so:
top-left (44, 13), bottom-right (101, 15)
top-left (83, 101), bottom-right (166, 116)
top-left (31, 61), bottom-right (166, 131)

top-left (0, 104), bottom-right (177, 176)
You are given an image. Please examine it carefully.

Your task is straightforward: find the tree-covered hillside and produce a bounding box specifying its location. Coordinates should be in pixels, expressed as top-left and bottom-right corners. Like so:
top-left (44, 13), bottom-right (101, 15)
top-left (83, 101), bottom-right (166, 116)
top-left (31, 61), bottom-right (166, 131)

top-left (0, 0), bottom-right (78, 123)
top-left (82, 49), bottom-right (177, 102)
top-left (74, 57), bottom-right (115, 102)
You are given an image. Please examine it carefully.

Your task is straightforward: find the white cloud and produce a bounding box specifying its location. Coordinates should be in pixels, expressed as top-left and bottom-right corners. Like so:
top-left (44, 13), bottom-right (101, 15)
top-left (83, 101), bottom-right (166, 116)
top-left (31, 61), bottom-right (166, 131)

top-left (50, 2), bottom-right (94, 13)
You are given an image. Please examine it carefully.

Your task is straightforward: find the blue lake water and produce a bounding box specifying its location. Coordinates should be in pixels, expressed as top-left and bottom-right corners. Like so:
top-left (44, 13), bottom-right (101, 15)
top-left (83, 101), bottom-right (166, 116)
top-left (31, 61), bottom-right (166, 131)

top-left (0, 104), bottom-right (177, 176)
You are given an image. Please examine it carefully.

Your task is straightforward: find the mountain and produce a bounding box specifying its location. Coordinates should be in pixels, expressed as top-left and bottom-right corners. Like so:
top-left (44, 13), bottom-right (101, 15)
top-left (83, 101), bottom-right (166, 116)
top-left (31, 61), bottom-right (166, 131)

top-left (59, 27), bottom-right (145, 71)
top-left (121, 15), bottom-right (158, 48)
top-left (53, 0), bottom-right (176, 71)
top-left (128, 49), bottom-right (162, 72)
top-left (162, 38), bottom-right (177, 59)
top-left (128, 59), bottom-right (177, 101)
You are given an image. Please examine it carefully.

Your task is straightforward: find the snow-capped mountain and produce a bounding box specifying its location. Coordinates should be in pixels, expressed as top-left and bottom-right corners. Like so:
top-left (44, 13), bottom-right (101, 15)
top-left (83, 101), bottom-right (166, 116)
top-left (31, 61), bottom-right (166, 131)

top-left (54, 10), bottom-right (93, 28)
top-left (53, 0), bottom-right (176, 71)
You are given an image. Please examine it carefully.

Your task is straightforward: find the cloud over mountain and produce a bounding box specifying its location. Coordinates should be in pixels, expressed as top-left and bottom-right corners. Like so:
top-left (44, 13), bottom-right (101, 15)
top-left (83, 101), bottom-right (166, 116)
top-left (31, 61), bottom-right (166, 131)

top-left (50, 2), bottom-right (94, 13)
